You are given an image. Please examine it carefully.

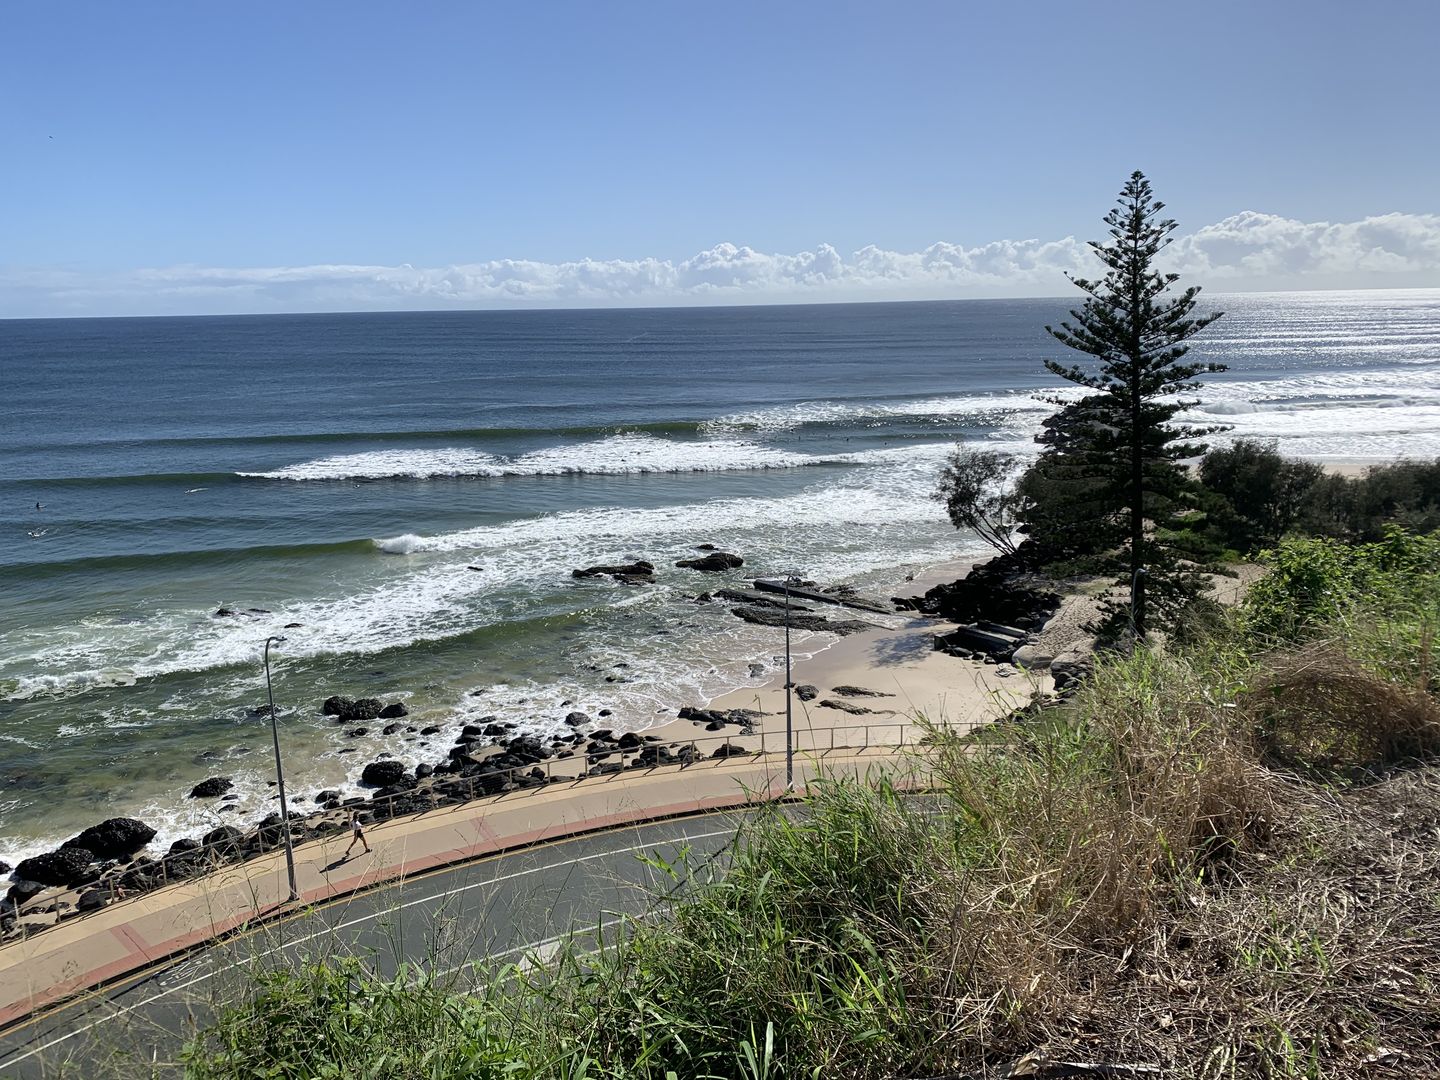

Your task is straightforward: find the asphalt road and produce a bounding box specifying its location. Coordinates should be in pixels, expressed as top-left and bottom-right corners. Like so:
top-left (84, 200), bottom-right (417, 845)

top-left (0, 809), bottom-right (751, 1078)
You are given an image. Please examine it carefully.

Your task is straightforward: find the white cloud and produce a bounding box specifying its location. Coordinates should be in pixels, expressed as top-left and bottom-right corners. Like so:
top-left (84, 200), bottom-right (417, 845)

top-left (4, 211), bottom-right (1439, 317)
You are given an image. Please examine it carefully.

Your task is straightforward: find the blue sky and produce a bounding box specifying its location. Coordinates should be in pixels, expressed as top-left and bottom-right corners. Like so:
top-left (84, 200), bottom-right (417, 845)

top-left (3, 1), bottom-right (1439, 315)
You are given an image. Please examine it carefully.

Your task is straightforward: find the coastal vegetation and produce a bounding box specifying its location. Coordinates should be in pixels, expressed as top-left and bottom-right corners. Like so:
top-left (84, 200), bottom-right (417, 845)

top-left (182, 526), bottom-right (1440, 1079)
top-left (1024, 170), bottom-right (1225, 638)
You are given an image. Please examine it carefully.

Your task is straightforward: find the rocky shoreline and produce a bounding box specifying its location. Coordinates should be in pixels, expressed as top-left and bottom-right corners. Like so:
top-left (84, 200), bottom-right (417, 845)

top-left (2, 547), bottom-right (1085, 943)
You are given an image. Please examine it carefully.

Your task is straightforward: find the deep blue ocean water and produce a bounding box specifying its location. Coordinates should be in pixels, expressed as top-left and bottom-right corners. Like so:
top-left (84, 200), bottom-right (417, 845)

top-left (3, 291), bottom-right (1439, 860)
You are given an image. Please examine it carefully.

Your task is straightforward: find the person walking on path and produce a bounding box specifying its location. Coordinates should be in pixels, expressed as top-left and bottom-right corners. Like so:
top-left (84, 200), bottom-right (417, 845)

top-left (344, 809), bottom-right (371, 858)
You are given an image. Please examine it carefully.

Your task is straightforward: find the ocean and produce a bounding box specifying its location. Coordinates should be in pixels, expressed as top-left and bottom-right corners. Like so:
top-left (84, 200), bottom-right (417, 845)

top-left (3, 289), bottom-right (1439, 863)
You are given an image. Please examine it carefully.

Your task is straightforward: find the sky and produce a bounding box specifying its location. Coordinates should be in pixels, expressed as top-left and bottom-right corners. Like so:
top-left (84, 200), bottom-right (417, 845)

top-left (2, 0), bottom-right (1439, 317)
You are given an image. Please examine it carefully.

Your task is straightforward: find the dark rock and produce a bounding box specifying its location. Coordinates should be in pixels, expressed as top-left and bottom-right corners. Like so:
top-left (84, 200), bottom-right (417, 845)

top-left (16, 848), bottom-right (97, 887)
top-left (189, 776), bottom-right (234, 798)
top-left (678, 707), bottom-right (726, 726)
top-left (505, 735), bottom-right (551, 762)
top-left (214, 607), bottom-right (237, 617)
top-left (1050, 649), bottom-right (1095, 694)
top-left (462, 724), bottom-right (485, 737)
top-left (167, 838), bottom-right (202, 856)
top-left (361, 760), bottom-right (408, 787)
top-left (830, 685), bottom-right (894, 698)
top-left (284, 622), bottom-right (303, 628)
top-left (63, 818), bottom-right (155, 860)
top-left (795, 684), bottom-right (818, 701)
top-left (564, 711), bottom-right (591, 726)
top-left (750, 579), bottom-right (891, 615)
top-left (571, 561), bottom-right (655, 584)
top-left (6, 880), bottom-right (45, 907)
top-left (730, 605), bottom-right (874, 635)
top-left (0, 860), bottom-right (8, 875)
top-left (675, 552), bottom-right (743, 572)
top-left (378, 702), bottom-right (409, 719)
top-left (713, 587), bottom-right (809, 611)
top-left (322, 695), bottom-right (353, 716)
top-left (420, 725), bottom-right (442, 735)
top-left (76, 889), bottom-right (109, 913)
top-left (483, 723), bottom-right (509, 738)
top-left (415, 763), bottom-right (434, 779)
top-left (346, 727), bottom-right (368, 738)
top-left (201, 825), bottom-right (245, 854)
top-left (347, 698), bottom-right (384, 722)
top-left (316, 789), bottom-right (340, 802)
top-left (598, 708), bottom-right (612, 717)
top-left (711, 743), bottom-right (748, 759)
top-left (705, 720), bottom-right (725, 731)
top-left (382, 723), bottom-right (402, 735)
top-left (616, 732), bottom-right (643, 749)
top-left (818, 699), bottom-right (873, 715)
top-left (896, 548), bottom-right (1061, 630)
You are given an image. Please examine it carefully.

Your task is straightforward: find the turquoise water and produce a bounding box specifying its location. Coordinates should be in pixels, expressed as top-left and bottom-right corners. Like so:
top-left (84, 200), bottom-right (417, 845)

top-left (3, 291), bottom-right (1439, 861)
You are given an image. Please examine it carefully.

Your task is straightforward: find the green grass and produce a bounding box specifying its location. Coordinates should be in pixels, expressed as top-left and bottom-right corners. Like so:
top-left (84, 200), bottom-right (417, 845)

top-left (181, 535), bottom-right (1440, 1080)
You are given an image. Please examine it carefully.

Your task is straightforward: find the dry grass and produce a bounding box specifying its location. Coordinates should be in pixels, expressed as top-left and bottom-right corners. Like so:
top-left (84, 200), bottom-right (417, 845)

top-left (1245, 643), bottom-right (1440, 774)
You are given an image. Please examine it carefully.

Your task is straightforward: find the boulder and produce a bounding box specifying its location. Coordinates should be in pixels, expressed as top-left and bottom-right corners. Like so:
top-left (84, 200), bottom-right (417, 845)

top-left (616, 732), bottom-right (643, 749)
top-left (322, 695), bottom-right (353, 716)
top-left (1050, 649), bottom-right (1094, 693)
top-left (831, 685), bottom-right (893, 698)
top-left (63, 818), bottom-right (155, 860)
top-left (896, 551), bottom-right (1060, 630)
top-left (189, 777), bottom-right (234, 799)
top-left (0, 860), bottom-right (10, 875)
top-left (382, 723), bottom-right (402, 735)
top-left (15, 848), bottom-right (97, 888)
top-left (346, 698), bottom-right (384, 722)
top-left (564, 712), bottom-right (591, 727)
top-left (571, 561), bottom-right (655, 585)
top-left (414, 763), bottom-right (434, 780)
top-left (76, 889), bottom-right (110, 913)
top-left (201, 825), bottom-right (245, 854)
top-left (674, 552), bottom-right (743, 572)
top-left (6, 880), bottom-right (45, 907)
top-left (378, 702), bottom-right (409, 719)
top-left (730, 606), bottom-right (874, 635)
top-left (168, 838), bottom-right (202, 856)
top-left (346, 727), bottom-right (369, 738)
top-left (361, 760), bottom-right (409, 787)
top-left (1011, 644), bottom-right (1054, 670)
top-left (711, 743), bottom-right (748, 759)
top-left (818, 699), bottom-right (872, 715)
top-left (420, 725), bottom-right (442, 735)
top-left (794, 684), bottom-right (819, 702)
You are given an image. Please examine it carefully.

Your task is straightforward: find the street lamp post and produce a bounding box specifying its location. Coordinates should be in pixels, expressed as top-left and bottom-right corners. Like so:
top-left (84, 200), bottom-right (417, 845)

top-left (262, 635), bottom-right (298, 903)
top-left (780, 573), bottom-right (804, 791)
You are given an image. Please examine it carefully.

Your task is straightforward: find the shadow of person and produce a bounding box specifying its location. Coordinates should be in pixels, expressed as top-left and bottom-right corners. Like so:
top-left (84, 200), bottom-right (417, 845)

top-left (322, 855), bottom-right (350, 873)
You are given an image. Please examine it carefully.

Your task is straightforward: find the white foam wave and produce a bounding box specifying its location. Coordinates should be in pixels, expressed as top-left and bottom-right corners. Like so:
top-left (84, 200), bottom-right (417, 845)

top-left (240, 447), bottom-right (505, 481)
top-left (702, 392), bottom-right (1055, 433)
top-left (243, 434), bottom-right (813, 482)
top-left (2, 461), bottom-right (962, 704)
top-left (375, 533), bottom-right (424, 554)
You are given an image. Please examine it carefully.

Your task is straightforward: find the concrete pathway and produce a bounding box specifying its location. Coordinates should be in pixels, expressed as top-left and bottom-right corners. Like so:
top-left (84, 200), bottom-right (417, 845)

top-left (0, 745), bottom-right (928, 1031)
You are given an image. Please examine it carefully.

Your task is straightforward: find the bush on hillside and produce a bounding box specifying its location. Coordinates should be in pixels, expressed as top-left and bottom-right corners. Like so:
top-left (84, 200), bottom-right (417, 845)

top-left (1298, 457), bottom-right (1440, 541)
top-left (1198, 440), bottom-right (1323, 552)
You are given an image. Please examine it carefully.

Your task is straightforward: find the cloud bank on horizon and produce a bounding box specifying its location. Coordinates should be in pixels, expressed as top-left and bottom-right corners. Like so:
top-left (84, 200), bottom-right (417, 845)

top-left (5, 210), bottom-right (1440, 317)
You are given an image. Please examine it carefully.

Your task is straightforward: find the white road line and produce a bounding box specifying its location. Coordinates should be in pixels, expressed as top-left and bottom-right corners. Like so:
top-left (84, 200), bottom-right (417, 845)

top-left (0, 823), bottom-right (736, 1071)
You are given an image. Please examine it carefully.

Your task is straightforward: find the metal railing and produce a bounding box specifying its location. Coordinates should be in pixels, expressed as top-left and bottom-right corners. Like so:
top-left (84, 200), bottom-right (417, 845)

top-left (114, 722), bottom-right (925, 895)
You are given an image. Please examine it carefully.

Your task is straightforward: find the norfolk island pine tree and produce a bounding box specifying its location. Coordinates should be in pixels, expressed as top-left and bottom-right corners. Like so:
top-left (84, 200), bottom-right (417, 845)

top-left (1039, 170), bottom-right (1227, 639)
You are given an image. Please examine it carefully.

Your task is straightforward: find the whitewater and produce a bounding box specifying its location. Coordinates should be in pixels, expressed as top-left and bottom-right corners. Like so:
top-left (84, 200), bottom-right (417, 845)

top-left (2, 290), bottom-right (1437, 863)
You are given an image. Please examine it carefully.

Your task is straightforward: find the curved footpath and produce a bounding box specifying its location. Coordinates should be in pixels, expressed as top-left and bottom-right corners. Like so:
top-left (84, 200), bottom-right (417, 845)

top-left (0, 744), bottom-right (930, 1074)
